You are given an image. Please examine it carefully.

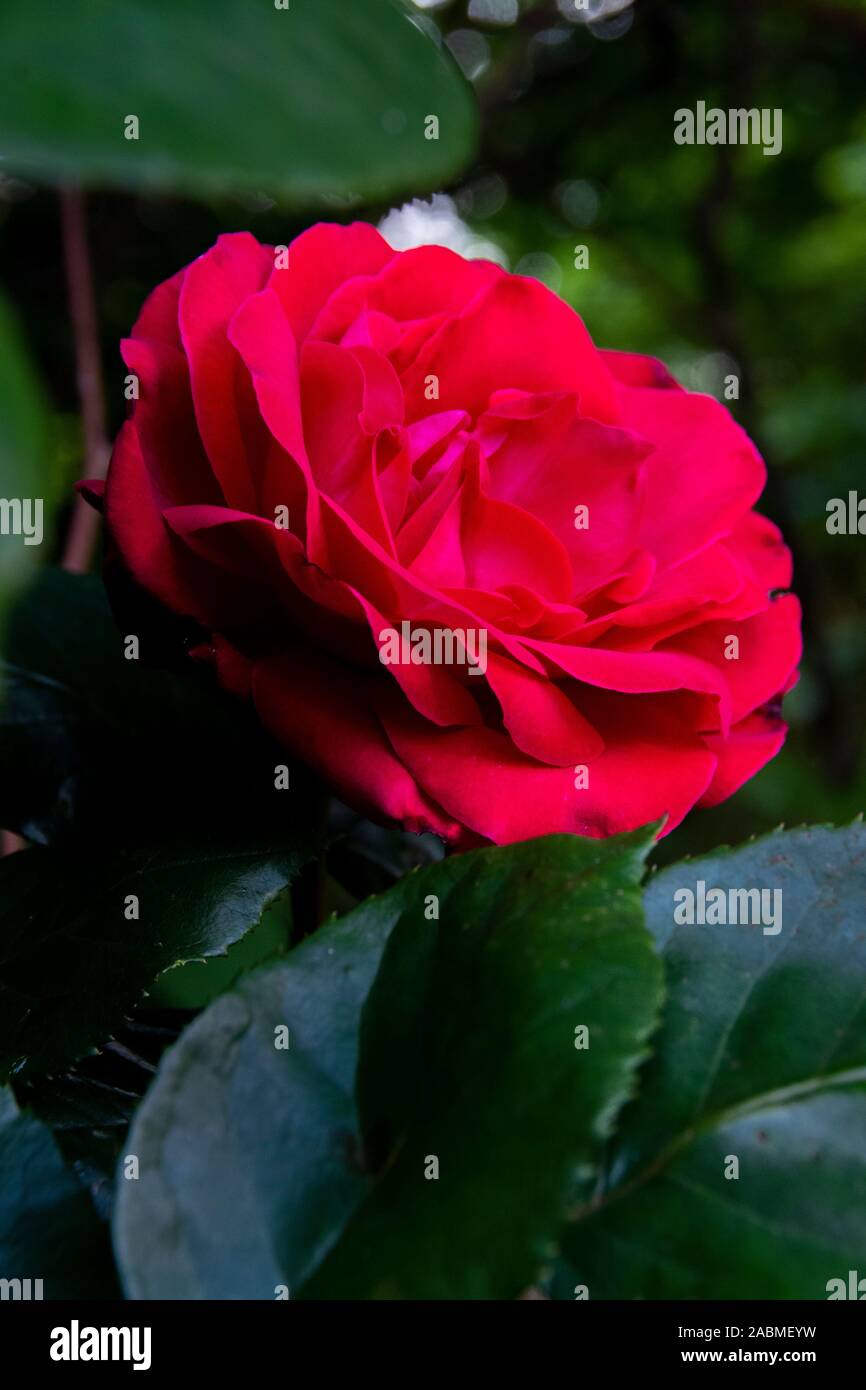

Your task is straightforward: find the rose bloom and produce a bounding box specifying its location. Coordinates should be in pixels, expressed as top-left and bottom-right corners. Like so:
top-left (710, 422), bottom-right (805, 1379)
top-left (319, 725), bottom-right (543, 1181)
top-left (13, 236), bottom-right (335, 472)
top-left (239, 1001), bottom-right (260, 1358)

top-left (84, 224), bottom-right (801, 848)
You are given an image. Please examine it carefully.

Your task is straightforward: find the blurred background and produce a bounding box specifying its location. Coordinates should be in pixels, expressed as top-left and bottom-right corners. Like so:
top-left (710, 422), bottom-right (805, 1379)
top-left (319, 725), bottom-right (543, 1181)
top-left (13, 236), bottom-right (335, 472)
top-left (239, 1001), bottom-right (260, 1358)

top-left (1, 0), bottom-right (864, 863)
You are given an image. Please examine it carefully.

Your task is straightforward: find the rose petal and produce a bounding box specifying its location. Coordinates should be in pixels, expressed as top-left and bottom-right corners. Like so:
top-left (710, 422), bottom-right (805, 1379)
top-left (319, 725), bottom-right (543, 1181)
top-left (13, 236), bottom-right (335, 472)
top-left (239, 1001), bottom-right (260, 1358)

top-left (178, 232), bottom-right (273, 511)
top-left (379, 689), bottom-right (716, 843)
top-left (697, 710), bottom-right (788, 808)
top-left (252, 648), bottom-right (464, 840)
top-left (403, 273), bottom-right (619, 425)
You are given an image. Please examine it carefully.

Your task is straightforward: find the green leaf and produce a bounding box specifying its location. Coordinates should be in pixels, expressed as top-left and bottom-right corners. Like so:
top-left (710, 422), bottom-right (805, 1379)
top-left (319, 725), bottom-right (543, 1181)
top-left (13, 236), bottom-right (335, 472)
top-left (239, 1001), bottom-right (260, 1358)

top-left (0, 295), bottom-right (51, 634)
top-left (554, 822), bottom-right (866, 1300)
top-left (15, 1006), bottom-right (191, 1219)
top-left (0, 1087), bottom-right (118, 1297)
top-left (16, 1068), bottom-right (141, 1220)
top-left (148, 893), bottom-right (292, 1010)
top-left (114, 830), bottom-right (664, 1300)
top-left (0, 837), bottom-right (311, 1083)
top-left (0, 0), bottom-right (477, 203)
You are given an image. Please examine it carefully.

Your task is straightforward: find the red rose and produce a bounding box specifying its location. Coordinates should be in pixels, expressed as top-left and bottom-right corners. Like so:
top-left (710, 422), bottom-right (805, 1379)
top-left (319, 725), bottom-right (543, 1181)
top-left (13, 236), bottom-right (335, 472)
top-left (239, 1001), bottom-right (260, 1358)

top-left (85, 223), bottom-right (801, 847)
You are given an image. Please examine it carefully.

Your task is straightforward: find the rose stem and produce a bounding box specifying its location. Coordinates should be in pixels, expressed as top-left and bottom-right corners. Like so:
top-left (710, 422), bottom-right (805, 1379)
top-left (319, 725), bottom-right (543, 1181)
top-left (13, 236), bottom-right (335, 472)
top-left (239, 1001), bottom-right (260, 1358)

top-left (59, 185), bottom-right (110, 574)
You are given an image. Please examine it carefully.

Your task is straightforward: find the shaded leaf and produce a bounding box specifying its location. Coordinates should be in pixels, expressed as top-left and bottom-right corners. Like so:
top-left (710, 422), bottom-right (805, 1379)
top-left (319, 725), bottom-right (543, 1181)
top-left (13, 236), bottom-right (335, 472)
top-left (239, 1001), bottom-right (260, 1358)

top-left (0, 0), bottom-right (476, 203)
top-left (0, 836), bottom-right (312, 1082)
top-left (554, 823), bottom-right (866, 1299)
top-left (114, 830), bottom-right (663, 1299)
top-left (0, 1087), bottom-right (118, 1297)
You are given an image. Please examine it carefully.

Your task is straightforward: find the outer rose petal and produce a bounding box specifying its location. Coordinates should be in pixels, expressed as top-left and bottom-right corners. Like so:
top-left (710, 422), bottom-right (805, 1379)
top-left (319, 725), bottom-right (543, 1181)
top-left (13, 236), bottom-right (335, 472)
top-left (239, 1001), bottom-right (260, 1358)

top-left (102, 421), bottom-right (205, 619)
top-left (619, 386), bottom-right (767, 567)
top-left (697, 710), bottom-right (788, 807)
top-left (162, 504), bottom-right (484, 731)
top-left (161, 505), bottom-right (364, 651)
top-left (601, 349), bottom-right (682, 390)
top-left (189, 632), bottom-right (254, 701)
top-left (178, 232), bottom-right (273, 511)
top-left (665, 594), bottom-right (802, 725)
top-left (251, 648), bottom-right (464, 842)
top-left (724, 510), bottom-right (794, 593)
top-left (131, 267), bottom-right (186, 347)
top-left (378, 689), bottom-right (717, 843)
top-left (119, 338), bottom-right (220, 506)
